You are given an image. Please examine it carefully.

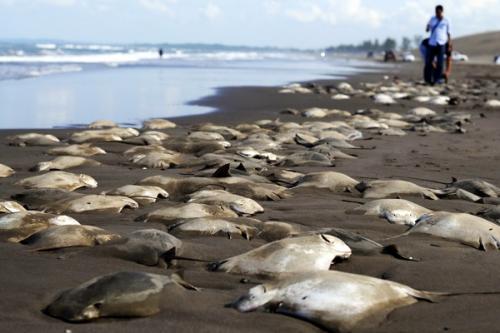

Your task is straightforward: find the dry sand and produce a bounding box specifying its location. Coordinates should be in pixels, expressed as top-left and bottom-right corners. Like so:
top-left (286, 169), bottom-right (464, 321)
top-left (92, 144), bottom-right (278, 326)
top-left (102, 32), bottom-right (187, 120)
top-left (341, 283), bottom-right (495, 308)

top-left (453, 30), bottom-right (500, 63)
top-left (1, 62), bottom-right (500, 332)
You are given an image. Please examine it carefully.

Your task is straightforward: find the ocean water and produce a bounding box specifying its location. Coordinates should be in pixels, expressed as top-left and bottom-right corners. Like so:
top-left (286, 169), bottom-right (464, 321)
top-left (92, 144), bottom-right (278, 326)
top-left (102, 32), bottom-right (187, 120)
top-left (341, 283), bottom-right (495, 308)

top-left (0, 41), bottom-right (373, 129)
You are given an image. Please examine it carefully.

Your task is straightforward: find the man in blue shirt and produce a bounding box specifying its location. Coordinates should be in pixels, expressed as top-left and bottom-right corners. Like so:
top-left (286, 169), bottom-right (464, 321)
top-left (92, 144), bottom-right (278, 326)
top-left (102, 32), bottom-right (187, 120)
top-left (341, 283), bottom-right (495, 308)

top-left (424, 5), bottom-right (452, 84)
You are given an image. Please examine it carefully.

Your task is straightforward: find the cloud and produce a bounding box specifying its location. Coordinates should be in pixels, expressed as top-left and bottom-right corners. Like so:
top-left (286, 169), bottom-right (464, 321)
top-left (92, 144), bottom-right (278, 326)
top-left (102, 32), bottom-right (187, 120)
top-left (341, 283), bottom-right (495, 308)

top-left (286, 4), bottom-right (336, 24)
top-left (284, 0), bottom-right (383, 28)
top-left (263, 0), bottom-right (281, 15)
top-left (202, 2), bottom-right (221, 20)
top-left (40, 0), bottom-right (77, 6)
top-left (138, 0), bottom-right (176, 14)
top-left (0, 0), bottom-right (77, 6)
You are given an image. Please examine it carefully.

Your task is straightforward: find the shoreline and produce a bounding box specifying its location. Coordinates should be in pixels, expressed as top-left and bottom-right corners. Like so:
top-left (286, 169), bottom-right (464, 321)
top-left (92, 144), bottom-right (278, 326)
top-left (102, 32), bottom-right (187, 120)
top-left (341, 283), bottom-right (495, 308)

top-left (0, 58), bottom-right (385, 131)
top-left (1, 61), bottom-right (500, 332)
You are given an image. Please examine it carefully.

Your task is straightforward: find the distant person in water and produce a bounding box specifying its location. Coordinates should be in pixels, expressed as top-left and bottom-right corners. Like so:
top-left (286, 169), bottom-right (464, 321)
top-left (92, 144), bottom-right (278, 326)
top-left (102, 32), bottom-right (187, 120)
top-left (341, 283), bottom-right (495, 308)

top-left (423, 5), bottom-right (452, 85)
top-left (158, 48), bottom-right (164, 58)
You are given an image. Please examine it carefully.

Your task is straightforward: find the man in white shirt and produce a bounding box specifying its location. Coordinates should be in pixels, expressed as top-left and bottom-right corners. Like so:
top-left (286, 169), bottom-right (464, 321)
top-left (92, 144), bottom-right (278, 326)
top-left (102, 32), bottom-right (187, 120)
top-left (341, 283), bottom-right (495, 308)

top-left (424, 5), bottom-right (452, 84)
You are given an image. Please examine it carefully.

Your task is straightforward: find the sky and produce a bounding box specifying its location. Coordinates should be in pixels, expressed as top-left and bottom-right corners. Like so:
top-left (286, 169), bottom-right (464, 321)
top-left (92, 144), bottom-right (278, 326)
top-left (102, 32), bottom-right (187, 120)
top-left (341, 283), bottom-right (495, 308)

top-left (1, 0), bottom-right (499, 48)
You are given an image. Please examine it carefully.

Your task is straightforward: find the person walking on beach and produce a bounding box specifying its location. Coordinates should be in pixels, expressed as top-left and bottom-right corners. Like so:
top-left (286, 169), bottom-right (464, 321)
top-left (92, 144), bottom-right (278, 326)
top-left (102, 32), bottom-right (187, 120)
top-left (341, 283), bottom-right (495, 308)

top-left (424, 5), bottom-right (451, 85)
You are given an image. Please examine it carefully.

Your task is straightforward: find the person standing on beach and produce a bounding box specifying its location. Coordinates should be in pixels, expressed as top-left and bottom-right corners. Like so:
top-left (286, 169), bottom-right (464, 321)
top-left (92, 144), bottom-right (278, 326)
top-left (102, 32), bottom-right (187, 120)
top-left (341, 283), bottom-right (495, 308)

top-left (424, 5), bottom-right (451, 84)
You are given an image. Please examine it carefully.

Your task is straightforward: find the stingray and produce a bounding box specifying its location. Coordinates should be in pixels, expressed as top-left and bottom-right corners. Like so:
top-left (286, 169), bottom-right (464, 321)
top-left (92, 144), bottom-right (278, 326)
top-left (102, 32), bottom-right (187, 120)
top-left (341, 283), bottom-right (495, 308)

top-left (44, 271), bottom-right (196, 322)
top-left (187, 131), bottom-right (226, 141)
top-left (165, 140), bottom-right (228, 156)
top-left (21, 225), bottom-right (120, 250)
top-left (104, 185), bottom-right (169, 205)
top-left (11, 188), bottom-right (81, 210)
top-left (33, 156), bottom-right (101, 172)
top-left (475, 205), bottom-right (500, 225)
top-left (15, 171), bottom-right (98, 191)
top-left (138, 176), bottom-right (218, 200)
top-left (256, 221), bottom-right (306, 242)
top-left (46, 194), bottom-right (139, 214)
top-left (88, 119), bottom-right (117, 129)
top-left (261, 169), bottom-right (304, 187)
top-left (122, 133), bottom-right (164, 146)
top-left (168, 217), bottom-right (259, 240)
top-left (311, 144), bottom-right (357, 159)
top-left (277, 151), bottom-right (333, 167)
top-left (102, 229), bottom-right (183, 267)
top-left (187, 189), bottom-right (264, 216)
top-left (47, 144), bottom-right (106, 157)
top-left (346, 199), bottom-right (432, 225)
top-left (137, 203), bottom-right (238, 225)
top-left (138, 175), bottom-right (290, 201)
top-left (0, 163), bottom-right (15, 177)
top-left (0, 200), bottom-right (26, 213)
top-left (230, 270), bottom-right (442, 332)
top-left (143, 118), bottom-right (176, 129)
top-left (0, 211), bottom-right (80, 242)
top-left (129, 151), bottom-right (184, 169)
top-left (195, 123), bottom-right (245, 140)
top-left (307, 227), bottom-right (417, 260)
top-left (71, 128), bottom-right (139, 143)
top-left (356, 179), bottom-right (439, 200)
top-left (8, 133), bottom-right (60, 146)
top-left (445, 177), bottom-right (500, 198)
top-left (209, 234), bottom-right (352, 276)
top-left (294, 171), bottom-right (359, 193)
top-left (407, 211), bottom-right (500, 250)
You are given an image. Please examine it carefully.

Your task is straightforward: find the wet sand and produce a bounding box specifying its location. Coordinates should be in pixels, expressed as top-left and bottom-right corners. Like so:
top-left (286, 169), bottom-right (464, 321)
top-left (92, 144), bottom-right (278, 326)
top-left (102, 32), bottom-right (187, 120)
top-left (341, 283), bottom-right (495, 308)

top-left (1, 62), bottom-right (500, 332)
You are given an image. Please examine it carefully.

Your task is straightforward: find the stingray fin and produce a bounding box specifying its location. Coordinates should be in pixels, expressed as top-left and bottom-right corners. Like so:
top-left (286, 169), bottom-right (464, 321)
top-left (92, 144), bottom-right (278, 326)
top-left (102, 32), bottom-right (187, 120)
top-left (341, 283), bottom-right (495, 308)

top-left (423, 191), bottom-right (439, 200)
top-left (212, 164), bottom-right (231, 178)
top-left (239, 228), bottom-right (251, 240)
top-left (170, 272), bottom-right (200, 291)
top-left (407, 289), bottom-right (446, 303)
top-left (160, 247), bottom-right (178, 262)
top-left (236, 163), bottom-right (247, 172)
top-left (266, 193), bottom-right (280, 201)
top-left (381, 244), bottom-right (419, 262)
top-left (479, 237), bottom-right (498, 251)
top-left (134, 214), bottom-right (149, 222)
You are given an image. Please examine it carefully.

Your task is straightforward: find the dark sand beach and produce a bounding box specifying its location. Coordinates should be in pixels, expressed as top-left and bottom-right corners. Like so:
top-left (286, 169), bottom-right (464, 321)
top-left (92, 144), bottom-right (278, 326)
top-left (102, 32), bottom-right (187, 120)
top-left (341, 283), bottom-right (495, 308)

top-left (1, 62), bottom-right (500, 333)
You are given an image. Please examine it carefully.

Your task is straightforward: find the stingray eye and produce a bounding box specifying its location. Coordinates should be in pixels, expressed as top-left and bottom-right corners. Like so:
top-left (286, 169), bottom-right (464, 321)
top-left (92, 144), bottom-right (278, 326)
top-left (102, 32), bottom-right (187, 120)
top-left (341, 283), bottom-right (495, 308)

top-left (320, 234), bottom-right (331, 243)
top-left (94, 302), bottom-right (103, 309)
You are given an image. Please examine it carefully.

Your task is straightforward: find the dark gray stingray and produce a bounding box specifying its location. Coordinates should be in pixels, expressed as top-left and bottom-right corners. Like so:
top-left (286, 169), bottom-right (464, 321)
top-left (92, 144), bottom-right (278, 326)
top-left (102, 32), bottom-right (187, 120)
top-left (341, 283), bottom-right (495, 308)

top-left (446, 178), bottom-right (500, 198)
top-left (12, 189), bottom-right (82, 210)
top-left (476, 206), bottom-right (500, 225)
top-left (308, 228), bottom-right (418, 261)
top-left (165, 140), bottom-right (227, 156)
top-left (277, 151), bottom-right (333, 167)
top-left (99, 229), bottom-right (184, 267)
top-left (44, 271), bottom-right (196, 322)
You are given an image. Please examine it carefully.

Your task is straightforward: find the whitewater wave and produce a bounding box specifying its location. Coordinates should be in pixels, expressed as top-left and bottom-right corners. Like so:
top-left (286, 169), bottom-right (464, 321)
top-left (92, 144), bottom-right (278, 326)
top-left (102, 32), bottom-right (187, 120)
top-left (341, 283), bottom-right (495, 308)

top-left (0, 50), bottom-right (312, 65)
top-left (0, 41), bottom-right (322, 80)
top-left (0, 64), bottom-right (83, 80)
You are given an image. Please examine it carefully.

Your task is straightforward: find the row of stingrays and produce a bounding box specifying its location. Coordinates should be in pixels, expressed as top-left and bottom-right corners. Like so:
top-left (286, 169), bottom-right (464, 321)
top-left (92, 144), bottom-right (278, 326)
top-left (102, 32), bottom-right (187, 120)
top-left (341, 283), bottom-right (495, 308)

top-left (1, 81), bottom-right (500, 332)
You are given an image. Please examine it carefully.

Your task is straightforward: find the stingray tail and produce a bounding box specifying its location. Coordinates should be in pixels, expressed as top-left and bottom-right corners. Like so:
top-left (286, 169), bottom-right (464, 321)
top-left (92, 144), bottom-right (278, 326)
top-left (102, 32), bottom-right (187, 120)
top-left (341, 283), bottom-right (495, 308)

top-left (170, 272), bottom-right (200, 291)
top-left (207, 259), bottom-right (228, 272)
top-left (412, 290), bottom-right (500, 303)
top-left (380, 231), bottom-right (411, 241)
top-left (134, 214), bottom-right (149, 222)
top-left (161, 248), bottom-right (212, 264)
top-left (409, 289), bottom-right (447, 303)
top-left (381, 244), bottom-right (419, 262)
